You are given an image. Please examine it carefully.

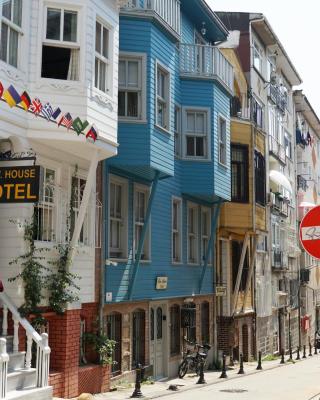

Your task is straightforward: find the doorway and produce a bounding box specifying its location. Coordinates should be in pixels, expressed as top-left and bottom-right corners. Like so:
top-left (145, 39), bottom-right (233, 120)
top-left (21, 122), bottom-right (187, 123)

top-left (150, 303), bottom-right (167, 379)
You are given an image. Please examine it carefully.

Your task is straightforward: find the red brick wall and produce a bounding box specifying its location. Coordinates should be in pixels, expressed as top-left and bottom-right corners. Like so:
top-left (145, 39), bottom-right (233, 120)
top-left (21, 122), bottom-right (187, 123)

top-left (47, 309), bottom-right (81, 398)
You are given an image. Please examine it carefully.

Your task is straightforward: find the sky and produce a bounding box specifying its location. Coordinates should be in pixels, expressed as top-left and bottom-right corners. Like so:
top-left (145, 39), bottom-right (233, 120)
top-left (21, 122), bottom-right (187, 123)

top-left (207, 0), bottom-right (320, 116)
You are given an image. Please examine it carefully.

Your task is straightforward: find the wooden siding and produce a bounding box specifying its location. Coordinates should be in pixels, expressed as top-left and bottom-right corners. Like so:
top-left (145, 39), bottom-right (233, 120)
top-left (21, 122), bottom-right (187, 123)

top-left (105, 8), bottom-right (232, 302)
top-left (110, 19), bottom-right (175, 178)
top-left (105, 171), bottom-right (215, 302)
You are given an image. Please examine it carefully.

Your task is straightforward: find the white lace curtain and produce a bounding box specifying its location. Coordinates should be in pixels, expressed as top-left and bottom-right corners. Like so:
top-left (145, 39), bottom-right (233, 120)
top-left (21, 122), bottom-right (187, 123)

top-left (67, 48), bottom-right (80, 81)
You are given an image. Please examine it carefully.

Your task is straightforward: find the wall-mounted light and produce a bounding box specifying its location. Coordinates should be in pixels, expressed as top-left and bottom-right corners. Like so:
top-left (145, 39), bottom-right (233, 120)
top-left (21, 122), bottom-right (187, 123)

top-left (201, 22), bottom-right (206, 36)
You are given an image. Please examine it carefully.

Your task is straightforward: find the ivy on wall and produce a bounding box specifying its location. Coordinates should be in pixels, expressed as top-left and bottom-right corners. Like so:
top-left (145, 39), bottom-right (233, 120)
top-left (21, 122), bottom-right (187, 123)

top-left (9, 166), bottom-right (81, 317)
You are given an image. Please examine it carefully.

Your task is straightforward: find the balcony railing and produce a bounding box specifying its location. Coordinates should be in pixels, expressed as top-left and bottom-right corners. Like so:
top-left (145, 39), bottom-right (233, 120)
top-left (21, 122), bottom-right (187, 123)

top-left (272, 250), bottom-right (282, 267)
top-left (121, 0), bottom-right (181, 36)
top-left (268, 84), bottom-right (288, 114)
top-left (33, 184), bottom-right (101, 248)
top-left (179, 43), bottom-right (233, 91)
top-left (297, 174), bottom-right (308, 192)
top-left (269, 192), bottom-right (289, 217)
top-left (269, 136), bottom-right (286, 164)
top-left (230, 95), bottom-right (251, 120)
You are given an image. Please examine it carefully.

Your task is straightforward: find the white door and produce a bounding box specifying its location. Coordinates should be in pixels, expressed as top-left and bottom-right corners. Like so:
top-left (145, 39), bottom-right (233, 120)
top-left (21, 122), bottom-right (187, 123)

top-left (150, 305), bottom-right (166, 379)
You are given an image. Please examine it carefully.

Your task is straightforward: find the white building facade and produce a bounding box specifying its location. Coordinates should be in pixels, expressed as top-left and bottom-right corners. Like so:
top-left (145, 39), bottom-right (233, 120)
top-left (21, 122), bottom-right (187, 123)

top-left (0, 0), bottom-right (120, 398)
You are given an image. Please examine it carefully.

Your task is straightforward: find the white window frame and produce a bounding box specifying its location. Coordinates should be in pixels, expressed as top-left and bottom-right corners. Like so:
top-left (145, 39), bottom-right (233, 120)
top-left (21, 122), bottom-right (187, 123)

top-left (182, 107), bottom-right (211, 161)
top-left (253, 39), bottom-right (263, 75)
top-left (155, 60), bottom-right (170, 133)
top-left (201, 206), bottom-right (212, 265)
top-left (0, 0), bottom-right (23, 68)
top-left (94, 19), bottom-right (110, 94)
top-left (118, 52), bottom-right (146, 121)
top-left (218, 115), bottom-right (227, 166)
top-left (108, 175), bottom-right (128, 261)
top-left (34, 158), bottom-right (61, 245)
top-left (187, 202), bottom-right (199, 265)
top-left (133, 183), bottom-right (151, 262)
top-left (41, 5), bottom-right (80, 81)
top-left (284, 130), bottom-right (292, 159)
top-left (43, 6), bottom-right (79, 46)
top-left (172, 197), bottom-right (182, 264)
top-left (69, 171), bottom-right (96, 248)
top-left (174, 105), bottom-right (181, 157)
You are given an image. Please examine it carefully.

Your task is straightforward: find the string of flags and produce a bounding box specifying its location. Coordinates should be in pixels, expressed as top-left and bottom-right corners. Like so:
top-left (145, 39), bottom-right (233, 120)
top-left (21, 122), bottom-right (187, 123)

top-left (0, 81), bottom-right (98, 142)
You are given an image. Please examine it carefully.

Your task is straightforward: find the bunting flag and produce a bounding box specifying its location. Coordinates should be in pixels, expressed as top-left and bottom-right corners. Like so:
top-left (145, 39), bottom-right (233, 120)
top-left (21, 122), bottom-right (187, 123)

top-left (30, 98), bottom-right (42, 116)
top-left (86, 125), bottom-right (98, 142)
top-left (0, 82), bottom-right (99, 143)
top-left (20, 91), bottom-right (31, 111)
top-left (58, 112), bottom-right (73, 129)
top-left (3, 85), bottom-right (21, 108)
top-left (41, 102), bottom-right (53, 120)
top-left (72, 117), bottom-right (84, 135)
top-left (52, 107), bottom-right (61, 120)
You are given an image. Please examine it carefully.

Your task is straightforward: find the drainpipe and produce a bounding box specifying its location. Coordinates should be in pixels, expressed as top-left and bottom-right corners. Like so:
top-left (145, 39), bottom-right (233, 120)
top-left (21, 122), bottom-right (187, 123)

top-left (99, 160), bottom-right (108, 334)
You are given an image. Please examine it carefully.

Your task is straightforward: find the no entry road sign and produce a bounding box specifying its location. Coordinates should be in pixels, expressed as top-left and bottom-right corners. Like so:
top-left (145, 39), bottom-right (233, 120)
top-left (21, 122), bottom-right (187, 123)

top-left (300, 205), bottom-right (320, 259)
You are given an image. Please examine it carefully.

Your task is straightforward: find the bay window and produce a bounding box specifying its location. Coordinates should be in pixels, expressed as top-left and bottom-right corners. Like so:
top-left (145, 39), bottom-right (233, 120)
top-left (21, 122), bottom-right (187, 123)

top-left (0, 0), bottom-right (22, 68)
top-left (95, 20), bottom-right (110, 93)
top-left (218, 116), bottom-right (227, 165)
top-left (119, 54), bottom-right (144, 119)
top-left (42, 7), bottom-right (79, 80)
top-left (156, 63), bottom-right (170, 130)
top-left (184, 109), bottom-right (209, 159)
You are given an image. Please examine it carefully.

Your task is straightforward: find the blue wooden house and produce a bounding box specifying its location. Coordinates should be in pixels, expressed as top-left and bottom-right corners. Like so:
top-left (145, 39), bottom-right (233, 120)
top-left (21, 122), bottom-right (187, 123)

top-left (104, 0), bottom-right (233, 381)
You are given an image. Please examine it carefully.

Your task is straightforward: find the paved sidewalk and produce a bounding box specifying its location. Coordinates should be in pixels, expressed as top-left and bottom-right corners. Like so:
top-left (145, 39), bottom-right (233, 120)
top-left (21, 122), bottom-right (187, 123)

top-left (92, 355), bottom-right (299, 400)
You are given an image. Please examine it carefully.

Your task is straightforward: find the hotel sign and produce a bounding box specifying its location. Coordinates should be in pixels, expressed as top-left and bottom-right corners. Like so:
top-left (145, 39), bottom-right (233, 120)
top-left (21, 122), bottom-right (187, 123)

top-left (0, 166), bottom-right (40, 203)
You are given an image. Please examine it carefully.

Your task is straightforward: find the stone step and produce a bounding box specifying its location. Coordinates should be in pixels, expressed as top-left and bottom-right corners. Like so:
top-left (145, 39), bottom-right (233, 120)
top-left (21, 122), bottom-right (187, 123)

top-left (8, 352), bottom-right (26, 372)
top-left (7, 368), bottom-right (37, 392)
top-left (6, 386), bottom-right (52, 400)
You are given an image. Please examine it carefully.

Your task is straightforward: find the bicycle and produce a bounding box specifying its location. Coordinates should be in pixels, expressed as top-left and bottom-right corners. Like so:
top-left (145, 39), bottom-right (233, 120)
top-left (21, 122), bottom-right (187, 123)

top-left (178, 340), bottom-right (211, 378)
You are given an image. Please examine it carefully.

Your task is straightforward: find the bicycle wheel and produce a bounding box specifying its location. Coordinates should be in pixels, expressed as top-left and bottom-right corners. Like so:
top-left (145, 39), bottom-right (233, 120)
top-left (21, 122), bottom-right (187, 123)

top-left (178, 359), bottom-right (189, 378)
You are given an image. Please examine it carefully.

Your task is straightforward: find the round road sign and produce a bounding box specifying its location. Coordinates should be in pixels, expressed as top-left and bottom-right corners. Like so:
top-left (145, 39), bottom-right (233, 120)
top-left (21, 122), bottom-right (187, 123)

top-left (300, 205), bottom-right (320, 259)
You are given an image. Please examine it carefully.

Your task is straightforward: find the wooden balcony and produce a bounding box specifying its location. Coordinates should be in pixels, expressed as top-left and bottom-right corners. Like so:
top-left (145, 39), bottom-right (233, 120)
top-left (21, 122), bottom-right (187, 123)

top-left (121, 0), bottom-right (181, 36)
top-left (179, 43), bottom-right (233, 92)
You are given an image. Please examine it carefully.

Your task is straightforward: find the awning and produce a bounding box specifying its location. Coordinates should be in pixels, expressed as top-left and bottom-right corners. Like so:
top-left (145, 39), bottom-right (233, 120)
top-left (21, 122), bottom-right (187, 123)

top-left (298, 202), bottom-right (316, 208)
top-left (269, 170), bottom-right (292, 194)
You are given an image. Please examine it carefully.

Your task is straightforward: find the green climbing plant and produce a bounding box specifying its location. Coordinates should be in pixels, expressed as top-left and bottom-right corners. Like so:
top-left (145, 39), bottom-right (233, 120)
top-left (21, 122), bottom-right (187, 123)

top-left (8, 214), bottom-right (49, 317)
top-left (46, 166), bottom-right (80, 314)
top-left (9, 165), bottom-right (81, 316)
